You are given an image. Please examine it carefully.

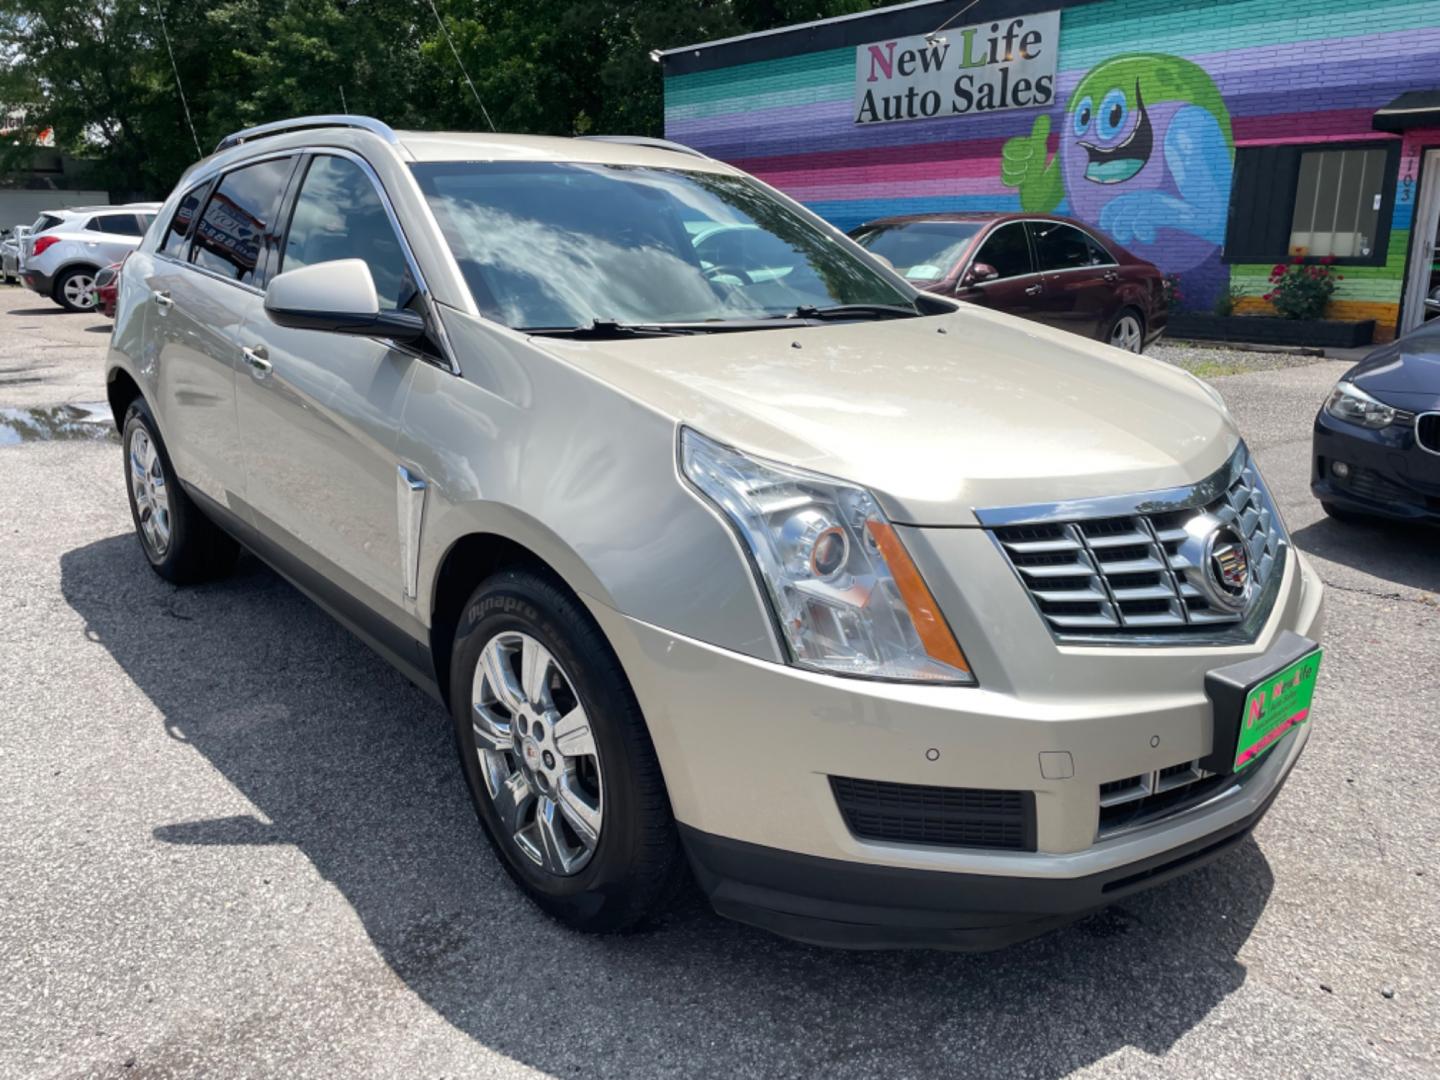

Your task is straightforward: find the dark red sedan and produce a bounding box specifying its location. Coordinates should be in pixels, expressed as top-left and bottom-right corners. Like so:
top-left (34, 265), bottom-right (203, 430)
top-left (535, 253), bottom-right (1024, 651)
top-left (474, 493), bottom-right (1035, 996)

top-left (849, 213), bottom-right (1166, 353)
top-left (93, 261), bottom-right (123, 319)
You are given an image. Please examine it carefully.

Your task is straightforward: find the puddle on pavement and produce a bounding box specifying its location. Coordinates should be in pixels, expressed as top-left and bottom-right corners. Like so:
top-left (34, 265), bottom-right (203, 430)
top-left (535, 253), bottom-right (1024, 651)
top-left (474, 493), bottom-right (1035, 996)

top-left (0, 401), bottom-right (117, 445)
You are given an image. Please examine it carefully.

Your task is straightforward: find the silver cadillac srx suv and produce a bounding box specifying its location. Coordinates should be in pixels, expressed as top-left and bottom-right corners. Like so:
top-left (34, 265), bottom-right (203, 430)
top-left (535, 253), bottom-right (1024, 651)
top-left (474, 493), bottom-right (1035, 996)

top-left (106, 116), bottom-right (1325, 949)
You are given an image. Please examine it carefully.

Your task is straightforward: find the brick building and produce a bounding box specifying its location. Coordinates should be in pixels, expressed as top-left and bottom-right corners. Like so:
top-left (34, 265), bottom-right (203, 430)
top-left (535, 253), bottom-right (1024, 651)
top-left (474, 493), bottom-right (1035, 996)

top-left (660, 0), bottom-right (1440, 342)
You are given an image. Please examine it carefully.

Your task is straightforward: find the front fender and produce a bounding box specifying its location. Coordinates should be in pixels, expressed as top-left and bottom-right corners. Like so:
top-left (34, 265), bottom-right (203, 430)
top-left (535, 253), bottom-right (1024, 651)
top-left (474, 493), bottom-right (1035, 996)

top-left (399, 310), bottom-right (781, 664)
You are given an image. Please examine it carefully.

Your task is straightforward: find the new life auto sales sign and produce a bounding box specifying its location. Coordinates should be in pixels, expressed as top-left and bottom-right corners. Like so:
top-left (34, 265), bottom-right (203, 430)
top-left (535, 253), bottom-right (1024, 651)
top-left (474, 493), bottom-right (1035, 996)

top-left (854, 11), bottom-right (1060, 125)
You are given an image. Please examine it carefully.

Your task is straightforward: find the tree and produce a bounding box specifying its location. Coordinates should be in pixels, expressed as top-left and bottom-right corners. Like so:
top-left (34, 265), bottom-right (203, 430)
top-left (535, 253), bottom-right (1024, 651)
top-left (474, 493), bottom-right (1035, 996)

top-left (0, 0), bottom-right (884, 196)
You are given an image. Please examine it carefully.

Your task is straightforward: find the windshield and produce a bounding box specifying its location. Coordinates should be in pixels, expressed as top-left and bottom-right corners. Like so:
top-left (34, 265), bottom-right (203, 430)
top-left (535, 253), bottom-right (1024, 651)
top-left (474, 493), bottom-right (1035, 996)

top-left (851, 221), bottom-right (982, 283)
top-left (410, 162), bottom-right (915, 329)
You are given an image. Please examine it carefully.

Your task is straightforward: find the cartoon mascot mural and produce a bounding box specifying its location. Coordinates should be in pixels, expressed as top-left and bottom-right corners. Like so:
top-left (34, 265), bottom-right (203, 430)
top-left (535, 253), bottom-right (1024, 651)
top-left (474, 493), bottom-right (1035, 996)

top-left (1002, 53), bottom-right (1234, 309)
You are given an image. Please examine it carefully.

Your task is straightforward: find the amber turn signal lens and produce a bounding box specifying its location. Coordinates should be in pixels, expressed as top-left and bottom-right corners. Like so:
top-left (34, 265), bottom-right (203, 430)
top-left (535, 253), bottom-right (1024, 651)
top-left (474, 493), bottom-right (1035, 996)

top-left (865, 520), bottom-right (971, 676)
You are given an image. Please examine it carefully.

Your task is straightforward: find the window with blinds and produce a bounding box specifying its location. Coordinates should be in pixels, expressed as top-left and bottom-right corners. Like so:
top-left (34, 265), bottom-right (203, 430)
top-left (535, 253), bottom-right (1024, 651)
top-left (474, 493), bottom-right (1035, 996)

top-left (1223, 141), bottom-right (1398, 267)
top-left (1288, 147), bottom-right (1387, 259)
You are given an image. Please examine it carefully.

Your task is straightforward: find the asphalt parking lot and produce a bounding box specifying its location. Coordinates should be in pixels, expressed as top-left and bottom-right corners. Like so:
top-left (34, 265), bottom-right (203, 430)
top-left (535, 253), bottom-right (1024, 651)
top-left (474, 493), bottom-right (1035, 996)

top-left (1, 288), bottom-right (1436, 1079)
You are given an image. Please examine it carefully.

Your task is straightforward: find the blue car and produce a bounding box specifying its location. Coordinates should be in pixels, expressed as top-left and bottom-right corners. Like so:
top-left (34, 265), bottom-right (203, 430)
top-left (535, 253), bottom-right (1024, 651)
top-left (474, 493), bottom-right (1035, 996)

top-left (1313, 322), bottom-right (1440, 524)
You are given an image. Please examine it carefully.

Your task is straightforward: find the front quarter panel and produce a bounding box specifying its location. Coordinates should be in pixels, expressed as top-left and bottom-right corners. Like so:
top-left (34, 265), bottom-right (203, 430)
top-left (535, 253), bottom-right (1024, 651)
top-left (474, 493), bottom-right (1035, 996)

top-left (400, 308), bottom-right (781, 662)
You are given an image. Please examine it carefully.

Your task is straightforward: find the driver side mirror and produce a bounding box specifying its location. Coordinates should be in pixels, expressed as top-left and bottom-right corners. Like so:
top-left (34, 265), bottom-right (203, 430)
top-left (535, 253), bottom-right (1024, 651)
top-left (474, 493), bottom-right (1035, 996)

top-left (264, 258), bottom-right (426, 342)
top-left (961, 262), bottom-right (999, 288)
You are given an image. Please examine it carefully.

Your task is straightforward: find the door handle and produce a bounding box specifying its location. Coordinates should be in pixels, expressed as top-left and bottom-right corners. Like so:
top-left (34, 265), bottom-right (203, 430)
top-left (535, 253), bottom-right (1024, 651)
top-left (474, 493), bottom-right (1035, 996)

top-left (241, 345), bottom-right (272, 376)
top-left (153, 290), bottom-right (173, 310)
top-left (1025, 283), bottom-right (1043, 296)
top-left (1103, 270), bottom-right (1120, 283)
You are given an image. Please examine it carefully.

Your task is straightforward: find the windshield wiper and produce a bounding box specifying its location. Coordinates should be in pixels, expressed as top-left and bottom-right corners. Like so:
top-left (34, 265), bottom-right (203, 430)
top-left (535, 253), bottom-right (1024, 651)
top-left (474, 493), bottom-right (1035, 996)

top-left (524, 320), bottom-right (694, 339)
top-left (524, 317), bottom-right (798, 338)
top-left (784, 303), bottom-right (922, 321)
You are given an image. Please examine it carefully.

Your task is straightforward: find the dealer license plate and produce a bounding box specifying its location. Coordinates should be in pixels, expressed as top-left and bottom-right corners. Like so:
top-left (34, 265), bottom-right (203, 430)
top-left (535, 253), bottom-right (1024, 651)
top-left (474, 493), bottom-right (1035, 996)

top-left (1234, 650), bottom-right (1322, 772)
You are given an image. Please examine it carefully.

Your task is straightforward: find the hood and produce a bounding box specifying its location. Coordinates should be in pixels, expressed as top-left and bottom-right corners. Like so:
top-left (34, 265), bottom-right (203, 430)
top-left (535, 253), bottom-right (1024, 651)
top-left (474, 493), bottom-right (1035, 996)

top-left (528, 307), bottom-right (1238, 525)
top-left (1348, 331), bottom-right (1440, 412)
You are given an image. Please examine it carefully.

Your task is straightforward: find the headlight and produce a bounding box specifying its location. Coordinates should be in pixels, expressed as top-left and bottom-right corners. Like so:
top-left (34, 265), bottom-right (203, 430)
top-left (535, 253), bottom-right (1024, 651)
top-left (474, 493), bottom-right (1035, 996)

top-left (1325, 381), bottom-right (1397, 429)
top-left (680, 428), bottom-right (973, 685)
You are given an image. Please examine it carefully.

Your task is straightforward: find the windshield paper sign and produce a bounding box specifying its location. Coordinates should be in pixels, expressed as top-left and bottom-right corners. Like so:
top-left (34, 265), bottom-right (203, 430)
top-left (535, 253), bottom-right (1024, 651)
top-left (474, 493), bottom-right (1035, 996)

top-left (854, 11), bottom-right (1060, 125)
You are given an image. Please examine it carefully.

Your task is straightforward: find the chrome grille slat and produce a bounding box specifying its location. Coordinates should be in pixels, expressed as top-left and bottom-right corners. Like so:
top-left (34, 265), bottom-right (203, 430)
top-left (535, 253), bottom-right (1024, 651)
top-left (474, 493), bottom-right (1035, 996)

top-left (1108, 583), bottom-right (1180, 601)
top-left (985, 445), bottom-right (1288, 644)
top-left (1032, 586), bottom-right (1110, 603)
top-left (1015, 561), bottom-right (1094, 579)
top-left (1004, 537), bottom-right (1083, 554)
top-left (1094, 555), bottom-right (1167, 574)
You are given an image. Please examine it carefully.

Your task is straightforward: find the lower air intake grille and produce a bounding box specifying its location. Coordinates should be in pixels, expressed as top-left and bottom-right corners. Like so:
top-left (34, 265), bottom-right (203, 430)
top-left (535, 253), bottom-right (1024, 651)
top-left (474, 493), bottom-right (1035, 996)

top-left (1096, 760), bottom-right (1236, 838)
top-left (1339, 465), bottom-right (1415, 505)
top-left (830, 776), bottom-right (1036, 851)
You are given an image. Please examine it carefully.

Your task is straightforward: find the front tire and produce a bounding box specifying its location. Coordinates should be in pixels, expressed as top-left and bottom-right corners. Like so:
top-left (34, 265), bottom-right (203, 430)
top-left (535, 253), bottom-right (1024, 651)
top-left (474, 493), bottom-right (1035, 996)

top-left (54, 266), bottom-right (98, 313)
top-left (122, 398), bottom-right (239, 583)
top-left (1107, 308), bottom-right (1146, 353)
top-left (449, 568), bottom-right (684, 933)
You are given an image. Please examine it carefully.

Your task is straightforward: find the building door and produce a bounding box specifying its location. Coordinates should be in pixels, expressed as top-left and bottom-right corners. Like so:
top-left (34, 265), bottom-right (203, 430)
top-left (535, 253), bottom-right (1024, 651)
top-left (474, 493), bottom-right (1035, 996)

top-left (1402, 148), bottom-right (1440, 334)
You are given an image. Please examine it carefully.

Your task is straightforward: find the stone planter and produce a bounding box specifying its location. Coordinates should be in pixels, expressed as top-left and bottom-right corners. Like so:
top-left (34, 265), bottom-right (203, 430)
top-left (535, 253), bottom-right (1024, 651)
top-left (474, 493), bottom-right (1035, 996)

top-left (1166, 313), bottom-right (1376, 348)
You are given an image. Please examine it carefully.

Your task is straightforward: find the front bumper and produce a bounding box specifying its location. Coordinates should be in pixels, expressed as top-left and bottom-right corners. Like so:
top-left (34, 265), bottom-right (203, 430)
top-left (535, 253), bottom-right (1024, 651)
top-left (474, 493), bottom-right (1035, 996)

top-left (586, 547), bottom-right (1324, 948)
top-left (1312, 408), bottom-right (1440, 524)
top-left (683, 728), bottom-right (1301, 950)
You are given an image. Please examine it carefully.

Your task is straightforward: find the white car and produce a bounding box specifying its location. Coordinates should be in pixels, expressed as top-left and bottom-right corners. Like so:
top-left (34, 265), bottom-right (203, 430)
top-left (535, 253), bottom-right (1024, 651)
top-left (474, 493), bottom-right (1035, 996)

top-left (1, 224), bottom-right (29, 283)
top-left (20, 204), bottom-right (161, 311)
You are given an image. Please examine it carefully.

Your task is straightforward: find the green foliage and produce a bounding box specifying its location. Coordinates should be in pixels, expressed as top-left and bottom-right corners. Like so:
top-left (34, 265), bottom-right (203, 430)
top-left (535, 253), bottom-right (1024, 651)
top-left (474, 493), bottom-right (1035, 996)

top-left (1211, 281), bottom-right (1246, 317)
top-left (0, 0), bottom-right (881, 196)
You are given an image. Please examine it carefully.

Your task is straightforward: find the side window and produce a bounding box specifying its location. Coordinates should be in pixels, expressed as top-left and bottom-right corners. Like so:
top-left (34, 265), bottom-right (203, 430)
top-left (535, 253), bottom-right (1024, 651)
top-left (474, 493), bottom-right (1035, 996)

top-left (281, 155), bottom-right (415, 311)
top-left (191, 156), bottom-right (294, 285)
top-left (160, 184), bottom-right (209, 258)
top-left (1030, 222), bottom-right (1102, 272)
top-left (91, 214), bottom-right (144, 236)
top-left (1083, 233), bottom-right (1115, 266)
top-left (972, 222), bottom-right (1033, 280)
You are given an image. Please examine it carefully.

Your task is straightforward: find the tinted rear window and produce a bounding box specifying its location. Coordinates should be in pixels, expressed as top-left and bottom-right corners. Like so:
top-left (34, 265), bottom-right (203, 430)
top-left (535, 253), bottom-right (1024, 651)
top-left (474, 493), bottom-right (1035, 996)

top-left (31, 214), bottom-right (63, 233)
top-left (1030, 222), bottom-right (1113, 272)
top-left (191, 157), bottom-right (294, 284)
top-left (90, 214), bottom-right (144, 236)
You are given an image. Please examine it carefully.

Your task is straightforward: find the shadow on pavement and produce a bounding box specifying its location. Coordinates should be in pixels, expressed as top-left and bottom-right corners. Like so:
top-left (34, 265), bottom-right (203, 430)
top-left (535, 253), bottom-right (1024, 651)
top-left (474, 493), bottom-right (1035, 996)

top-left (4, 305), bottom-right (67, 317)
top-left (1291, 515), bottom-right (1440, 593)
top-left (62, 532), bottom-right (1275, 1077)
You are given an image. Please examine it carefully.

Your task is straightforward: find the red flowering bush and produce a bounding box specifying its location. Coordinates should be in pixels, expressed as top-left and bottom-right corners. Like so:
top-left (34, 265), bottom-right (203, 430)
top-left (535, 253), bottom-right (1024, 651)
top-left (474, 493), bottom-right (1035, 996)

top-left (1264, 256), bottom-right (1343, 320)
top-left (1161, 273), bottom-right (1184, 312)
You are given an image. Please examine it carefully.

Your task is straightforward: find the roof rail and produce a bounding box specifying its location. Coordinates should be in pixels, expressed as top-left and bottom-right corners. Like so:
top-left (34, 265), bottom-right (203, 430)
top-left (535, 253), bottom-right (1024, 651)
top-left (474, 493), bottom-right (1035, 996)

top-left (577, 135), bottom-right (709, 159)
top-left (213, 115), bottom-right (399, 155)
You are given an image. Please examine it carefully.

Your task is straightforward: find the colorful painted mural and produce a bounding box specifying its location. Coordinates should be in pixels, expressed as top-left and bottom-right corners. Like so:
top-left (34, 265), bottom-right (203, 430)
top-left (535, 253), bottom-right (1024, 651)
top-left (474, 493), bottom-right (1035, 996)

top-left (664, 0), bottom-right (1440, 340)
top-left (1000, 53), bottom-right (1234, 308)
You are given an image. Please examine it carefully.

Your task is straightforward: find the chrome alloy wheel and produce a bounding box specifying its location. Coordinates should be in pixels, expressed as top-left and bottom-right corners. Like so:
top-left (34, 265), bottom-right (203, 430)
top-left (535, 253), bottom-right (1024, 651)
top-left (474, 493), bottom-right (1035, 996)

top-left (1110, 313), bottom-right (1143, 353)
top-left (129, 427), bottom-right (172, 556)
top-left (63, 272), bottom-right (97, 310)
top-left (471, 631), bottom-right (603, 877)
